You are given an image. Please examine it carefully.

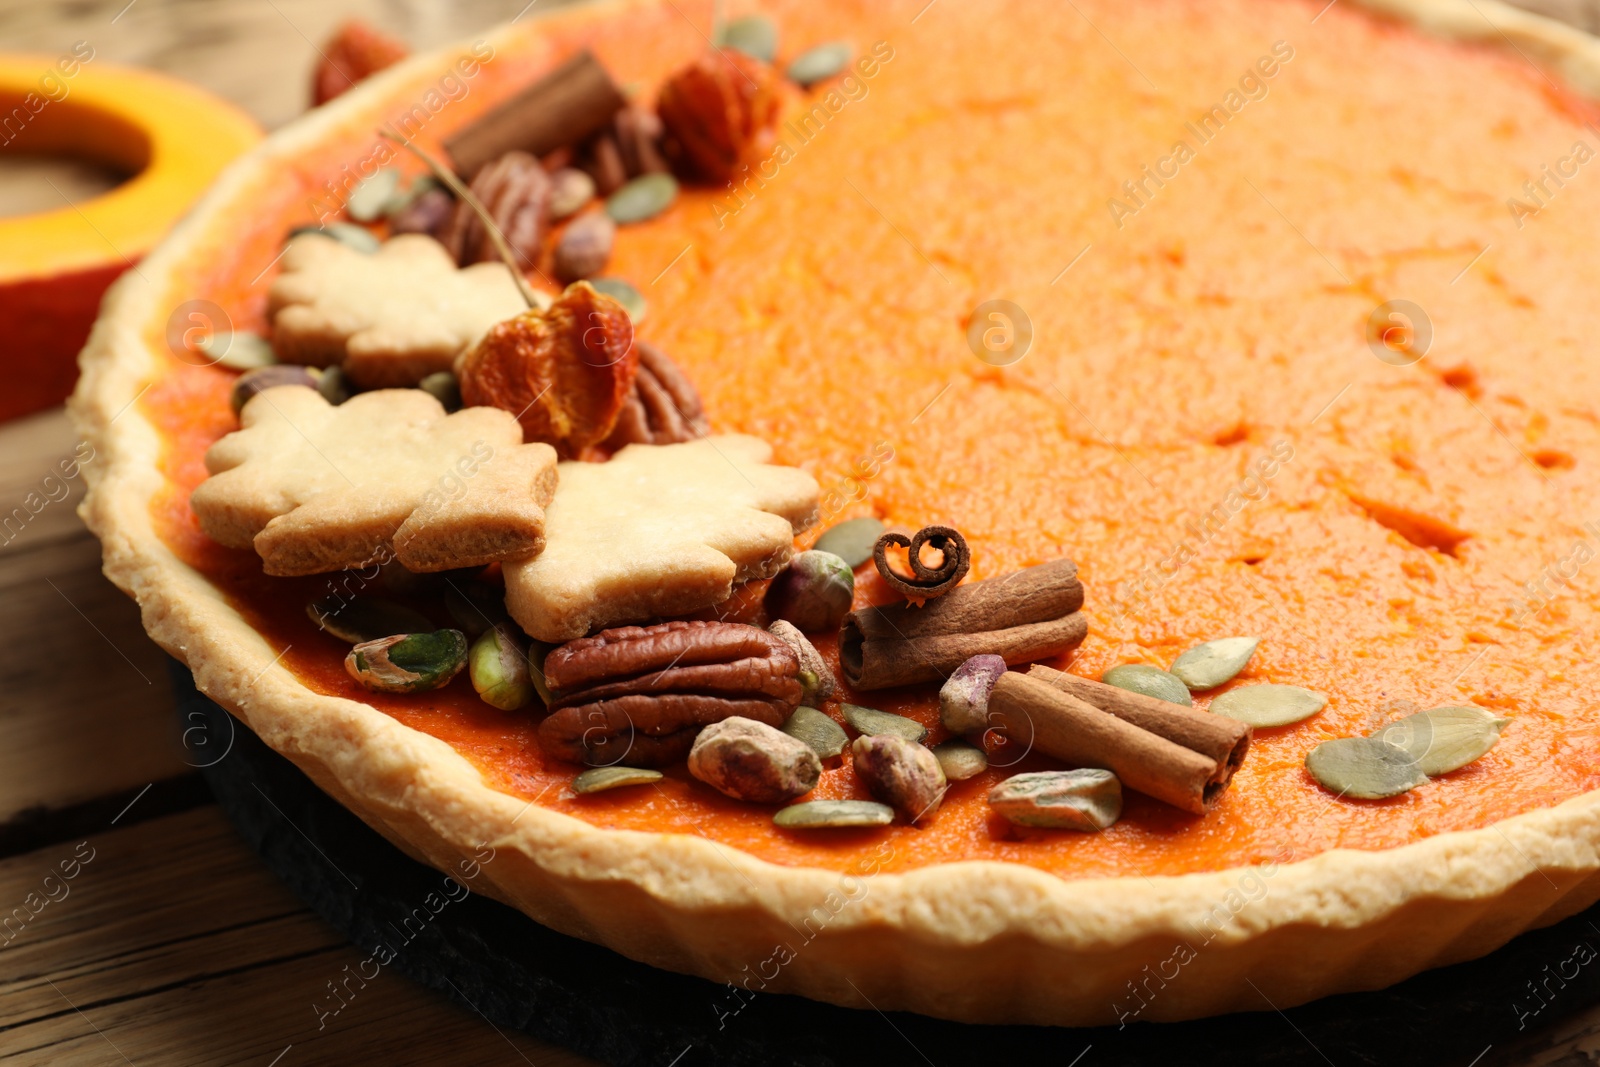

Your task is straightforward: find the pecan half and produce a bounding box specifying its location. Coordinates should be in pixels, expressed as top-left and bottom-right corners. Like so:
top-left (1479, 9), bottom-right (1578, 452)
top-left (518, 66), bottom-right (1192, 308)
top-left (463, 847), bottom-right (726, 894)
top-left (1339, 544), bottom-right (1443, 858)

top-left (456, 281), bottom-right (638, 458)
top-left (658, 50), bottom-right (781, 184)
top-left (602, 342), bottom-right (710, 448)
top-left (539, 620), bottom-right (802, 767)
top-left (441, 150), bottom-right (551, 267)
top-left (578, 106), bottom-right (668, 195)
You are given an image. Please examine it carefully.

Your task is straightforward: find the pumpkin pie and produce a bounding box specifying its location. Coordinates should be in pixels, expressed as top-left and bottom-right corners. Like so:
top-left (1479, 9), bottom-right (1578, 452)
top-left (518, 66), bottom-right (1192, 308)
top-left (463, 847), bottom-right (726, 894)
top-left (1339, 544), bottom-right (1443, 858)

top-left (72, 0), bottom-right (1600, 1026)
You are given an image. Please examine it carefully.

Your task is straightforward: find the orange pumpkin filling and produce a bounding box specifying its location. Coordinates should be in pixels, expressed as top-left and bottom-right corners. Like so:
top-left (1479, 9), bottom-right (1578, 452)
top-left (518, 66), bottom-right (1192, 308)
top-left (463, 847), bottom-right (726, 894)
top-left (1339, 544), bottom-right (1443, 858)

top-left (140, 0), bottom-right (1600, 879)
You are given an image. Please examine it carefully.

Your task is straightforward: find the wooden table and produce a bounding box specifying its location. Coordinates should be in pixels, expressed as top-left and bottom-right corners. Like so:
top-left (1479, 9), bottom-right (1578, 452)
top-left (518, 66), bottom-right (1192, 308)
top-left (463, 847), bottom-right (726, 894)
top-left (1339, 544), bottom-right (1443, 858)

top-left (2, 0), bottom-right (1599, 1063)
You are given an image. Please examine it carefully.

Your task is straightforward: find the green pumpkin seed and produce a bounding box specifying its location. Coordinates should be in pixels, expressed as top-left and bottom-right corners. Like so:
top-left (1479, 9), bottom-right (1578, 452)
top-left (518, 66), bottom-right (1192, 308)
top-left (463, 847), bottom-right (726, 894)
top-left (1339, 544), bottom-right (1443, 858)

top-left (1102, 664), bottom-right (1192, 706)
top-left (813, 516), bottom-right (885, 568)
top-left (199, 330), bottom-right (277, 371)
top-left (1209, 683), bottom-right (1327, 728)
top-left (1375, 706), bottom-right (1508, 776)
top-left (786, 42), bottom-right (852, 87)
top-left (469, 622), bottom-right (534, 711)
top-left (988, 769), bottom-right (1122, 830)
top-left (841, 703), bottom-right (928, 742)
top-left (931, 739), bottom-right (988, 781)
top-left (587, 277), bottom-right (647, 323)
top-left (781, 706), bottom-right (848, 759)
top-left (719, 14), bottom-right (778, 62)
top-left (1305, 735), bottom-right (1428, 799)
top-left (308, 595), bottom-right (434, 644)
top-left (1170, 636), bottom-right (1259, 691)
top-left (572, 766), bottom-right (663, 794)
top-left (317, 364), bottom-right (353, 405)
top-left (606, 173), bottom-right (678, 225)
top-left (418, 370), bottom-right (462, 412)
top-left (291, 222), bottom-right (381, 254)
top-left (773, 799), bottom-right (894, 829)
top-left (346, 629), bottom-right (468, 693)
top-left (346, 167), bottom-right (402, 222)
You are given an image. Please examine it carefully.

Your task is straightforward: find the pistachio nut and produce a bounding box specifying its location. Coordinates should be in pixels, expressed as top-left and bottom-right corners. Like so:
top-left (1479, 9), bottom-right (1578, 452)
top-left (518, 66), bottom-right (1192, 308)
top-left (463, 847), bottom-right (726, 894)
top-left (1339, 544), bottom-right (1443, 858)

top-left (345, 629), bottom-right (468, 693)
top-left (469, 622), bottom-right (536, 711)
top-left (765, 549), bottom-right (855, 633)
top-left (767, 619), bottom-right (836, 704)
top-left (852, 734), bottom-right (946, 824)
top-left (939, 654), bottom-right (1007, 734)
top-left (548, 167), bottom-right (596, 221)
top-left (554, 211), bottom-right (617, 282)
top-left (317, 364), bottom-right (353, 405)
top-left (688, 716), bottom-right (822, 804)
top-left (444, 578), bottom-right (511, 637)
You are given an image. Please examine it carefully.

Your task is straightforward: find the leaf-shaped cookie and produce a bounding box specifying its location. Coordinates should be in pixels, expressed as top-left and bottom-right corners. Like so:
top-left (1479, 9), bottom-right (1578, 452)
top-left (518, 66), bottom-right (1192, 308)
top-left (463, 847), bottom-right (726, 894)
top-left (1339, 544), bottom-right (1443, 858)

top-left (268, 233), bottom-right (537, 388)
top-left (192, 386), bottom-right (558, 576)
top-left (504, 435), bottom-right (820, 641)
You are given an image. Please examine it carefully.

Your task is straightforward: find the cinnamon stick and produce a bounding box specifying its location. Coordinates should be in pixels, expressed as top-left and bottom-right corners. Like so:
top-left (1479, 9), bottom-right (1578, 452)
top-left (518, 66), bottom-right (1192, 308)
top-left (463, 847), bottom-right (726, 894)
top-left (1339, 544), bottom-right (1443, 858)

top-left (445, 51), bottom-right (626, 179)
top-left (1026, 664), bottom-right (1251, 777)
top-left (987, 673), bottom-right (1228, 814)
top-left (839, 559), bottom-right (1085, 690)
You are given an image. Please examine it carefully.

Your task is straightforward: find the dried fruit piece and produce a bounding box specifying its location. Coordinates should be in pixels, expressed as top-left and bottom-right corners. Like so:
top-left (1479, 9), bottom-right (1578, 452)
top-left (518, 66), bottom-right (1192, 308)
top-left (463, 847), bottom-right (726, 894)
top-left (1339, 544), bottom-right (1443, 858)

top-left (441, 150), bottom-right (551, 267)
top-left (1170, 636), bottom-right (1259, 691)
top-left (1306, 736), bottom-right (1428, 799)
top-left (345, 630), bottom-right (468, 693)
top-left (781, 706), bottom-right (848, 760)
top-left (1209, 683), bottom-right (1327, 728)
top-left (988, 769), bottom-right (1122, 830)
top-left (939, 654), bottom-right (1007, 734)
top-left (553, 211), bottom-right (616, 282)
top-left (1375, 705), bottom-right (1508, 776)
top-left (765, 550), bottom-right (854, 633)
top-left (456, 281), bottom-right (639, 459)
top-left (774, 799), bottom-right (893, 829)
top-left (658, 50), bottom-right (781, 184)
top-left (852, 734), bottom-right (946, 824)
top-left (841, 703), bottom-right (927, 743)
top-left (312, 19), bottom-right (409, 106)
top-left (601, 341), bottom-right (710, 448)
top-left (689, 716), bottom-right (821, 803)
top-left (1101, 664), bottom-right (1192, 706)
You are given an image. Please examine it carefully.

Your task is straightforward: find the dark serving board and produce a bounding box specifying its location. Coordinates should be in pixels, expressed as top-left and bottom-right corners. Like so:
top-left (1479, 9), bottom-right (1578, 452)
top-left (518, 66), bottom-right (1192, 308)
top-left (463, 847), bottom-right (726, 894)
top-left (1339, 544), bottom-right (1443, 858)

top-left (174, 660), bottom-right (1597, 1066)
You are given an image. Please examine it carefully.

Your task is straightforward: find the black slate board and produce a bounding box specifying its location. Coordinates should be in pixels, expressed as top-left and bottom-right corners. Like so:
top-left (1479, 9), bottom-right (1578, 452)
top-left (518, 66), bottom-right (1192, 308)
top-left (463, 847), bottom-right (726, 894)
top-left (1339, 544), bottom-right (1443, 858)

top-left (175, 660), bottom-right (1598, 1066)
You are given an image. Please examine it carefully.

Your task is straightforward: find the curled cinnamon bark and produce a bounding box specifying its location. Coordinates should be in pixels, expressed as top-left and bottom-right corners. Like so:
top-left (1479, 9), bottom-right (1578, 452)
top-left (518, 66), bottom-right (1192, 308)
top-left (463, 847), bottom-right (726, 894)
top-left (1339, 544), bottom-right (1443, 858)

top-left (873, 525), bottom-right (970, 599)
top-left (840, 558), bottom-right (1085, 690)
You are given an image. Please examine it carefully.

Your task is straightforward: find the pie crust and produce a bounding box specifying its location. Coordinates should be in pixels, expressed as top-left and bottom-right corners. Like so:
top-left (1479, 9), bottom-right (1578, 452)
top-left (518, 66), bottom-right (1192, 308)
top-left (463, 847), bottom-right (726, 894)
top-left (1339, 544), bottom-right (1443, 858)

top-left (72, 0), bottom-right (1600, 1025)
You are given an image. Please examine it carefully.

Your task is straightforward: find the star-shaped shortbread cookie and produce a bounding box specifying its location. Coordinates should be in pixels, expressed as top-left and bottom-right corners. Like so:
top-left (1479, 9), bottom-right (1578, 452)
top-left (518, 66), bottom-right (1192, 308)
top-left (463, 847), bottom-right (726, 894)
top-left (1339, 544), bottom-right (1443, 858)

top-left (504, 435), bottom-right (820, 641)
top-left (268, 233), bottom-right (536, 388)
top-left (192, 386), bottom-right (558, 576)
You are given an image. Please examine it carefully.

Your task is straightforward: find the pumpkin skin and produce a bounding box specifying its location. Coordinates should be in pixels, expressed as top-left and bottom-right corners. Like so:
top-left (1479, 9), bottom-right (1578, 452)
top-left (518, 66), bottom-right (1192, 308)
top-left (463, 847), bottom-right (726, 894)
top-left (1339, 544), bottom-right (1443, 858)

top-left (0, 56), bottom-right (260, 422)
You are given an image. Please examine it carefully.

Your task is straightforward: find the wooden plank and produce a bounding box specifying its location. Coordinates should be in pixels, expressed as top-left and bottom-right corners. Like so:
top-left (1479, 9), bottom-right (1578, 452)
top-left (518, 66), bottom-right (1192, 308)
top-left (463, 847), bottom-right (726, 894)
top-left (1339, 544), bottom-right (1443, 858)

top-left (0, 409), bottom-right (93, 557)
top-left (0, 806), bottom-right (597, 1066)
top-left (0, 532), bottom-right (182, 824)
